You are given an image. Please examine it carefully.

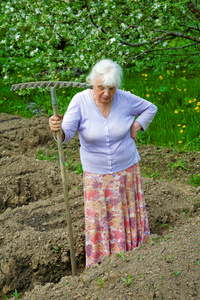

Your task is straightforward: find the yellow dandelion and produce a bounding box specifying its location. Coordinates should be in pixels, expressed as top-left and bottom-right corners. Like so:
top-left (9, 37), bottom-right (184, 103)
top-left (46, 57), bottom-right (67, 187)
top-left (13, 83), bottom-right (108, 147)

top-left (182, 125), bottom-right (186, 128)
top-left (4, 97), bottom-right (7, 100)
top-left (188, 100), bottom-right (192, 103)
top-left (42, 72), bottom-right (45, 74)
top-left (15, 91), bottom-right (18, 93)
top-left (17, 71), bottom-right (20, 74)
top-left (57, 78), bottom-right (60, 80)
top-left (159, 76), bottom-right (163, 80)
top-left (145, 78), bottom-right (147, 80)
top-left (179, 89), bottom-right (182, 91)
top-left (158, 98), bottom-right (160, 100)
top-left (172, 75), bottom-right (174, 76)
top-left (171, 87), bottom-right (174, 90)
top-left (17, 75), bottom-right (22, 77)
top-left (184, 89), bottom-right (187, 91)
top-left (181, 110), bottom-right (184, 112)
top-left (177, 124), bottom-right (181, 127)
top-left (174, 110), bottom-right (178, 114)
top-left (197, 102), bottom-right (200, 106)
top-left (183, 70), bottom-right (186, 72)
top-left (62, 91), bottom-right (66, 93)
top-left (180, 130), bottom-right (183, 133)
top-left (175, 156), bottom-right (177, 159)
top-left (195, 107), bottom-right (199, 110)
top-left (131, 89), bottom-right (134, 92)
top-left (43, 78), bottom-right (45, 80)
top-left (145, 74), bottom-right (148, 77)
top-left (23, 90), bottom-right (25, 92)
top-left (153, 102), bottom-right (155, 104)
top-left (159, 92), bottom-right (161, 95)
top-left (146, 94), bottom-right (150, 98)
top-left (178, 141), bottom-right (182, 143)
top-left (193, 99), bottom-right (196, 102)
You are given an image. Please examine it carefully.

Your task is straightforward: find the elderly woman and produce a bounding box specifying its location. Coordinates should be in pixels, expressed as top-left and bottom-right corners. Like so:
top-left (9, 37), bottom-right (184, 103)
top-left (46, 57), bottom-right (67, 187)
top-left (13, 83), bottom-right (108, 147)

top-left (49, 59), bottom-right (157, 267)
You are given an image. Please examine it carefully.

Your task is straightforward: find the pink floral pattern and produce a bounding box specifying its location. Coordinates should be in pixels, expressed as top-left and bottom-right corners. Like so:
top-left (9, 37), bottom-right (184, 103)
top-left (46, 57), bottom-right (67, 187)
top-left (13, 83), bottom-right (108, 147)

top-left (83, 164), bottom-right (150, 267)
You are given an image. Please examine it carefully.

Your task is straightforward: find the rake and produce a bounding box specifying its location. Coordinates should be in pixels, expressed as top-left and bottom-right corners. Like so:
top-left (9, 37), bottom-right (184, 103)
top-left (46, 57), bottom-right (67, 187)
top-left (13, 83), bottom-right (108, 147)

top-left (11, 80), bottom-right (92, 276)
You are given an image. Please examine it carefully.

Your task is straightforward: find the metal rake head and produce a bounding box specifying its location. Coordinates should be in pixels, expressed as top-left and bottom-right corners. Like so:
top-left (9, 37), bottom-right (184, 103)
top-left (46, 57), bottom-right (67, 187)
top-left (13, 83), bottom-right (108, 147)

top-left (11, 81), bottom-right (93, 91)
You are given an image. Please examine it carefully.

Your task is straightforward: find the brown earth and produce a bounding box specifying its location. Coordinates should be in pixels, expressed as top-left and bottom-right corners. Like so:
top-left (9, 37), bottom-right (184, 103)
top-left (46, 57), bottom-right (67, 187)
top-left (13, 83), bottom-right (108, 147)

top-left (0, 113), bottom-right (199, 300)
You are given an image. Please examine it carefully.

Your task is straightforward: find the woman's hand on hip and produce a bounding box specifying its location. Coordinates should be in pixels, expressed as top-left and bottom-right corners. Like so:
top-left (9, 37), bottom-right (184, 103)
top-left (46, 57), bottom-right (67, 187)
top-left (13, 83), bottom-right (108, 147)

top-left (130, 121), bottom-right (142, 143)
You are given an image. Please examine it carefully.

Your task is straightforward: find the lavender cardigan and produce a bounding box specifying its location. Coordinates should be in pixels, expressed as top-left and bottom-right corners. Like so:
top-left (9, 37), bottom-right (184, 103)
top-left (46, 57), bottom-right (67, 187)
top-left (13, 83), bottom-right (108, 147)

top-left (62, 89), bottom-right (157, 174)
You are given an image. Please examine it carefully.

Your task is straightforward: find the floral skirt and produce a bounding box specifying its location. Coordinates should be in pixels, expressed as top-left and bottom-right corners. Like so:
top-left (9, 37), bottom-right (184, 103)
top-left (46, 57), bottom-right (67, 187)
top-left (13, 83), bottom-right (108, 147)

top-left (83, 163), bottom-right (150, 267)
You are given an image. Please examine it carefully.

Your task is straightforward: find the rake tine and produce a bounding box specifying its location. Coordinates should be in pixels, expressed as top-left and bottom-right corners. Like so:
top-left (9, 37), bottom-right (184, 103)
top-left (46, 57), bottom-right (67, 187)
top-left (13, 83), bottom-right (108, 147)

top-left (53, 82), bottom-right (60, 88)
top-left (15, 84), bottom-right (22, 90)
top-left (38, 81), bottom-right (47, 88)
top-left (19, 84), bottom-right (25, 90)
top-left (27, 83), bottom-right (35, 89)
top-left (46, 81), bottom-right (52, 88)
top-left (59, 82), bottom-right (66, 89)
top-left (34, 82), bottom-right (41, 88)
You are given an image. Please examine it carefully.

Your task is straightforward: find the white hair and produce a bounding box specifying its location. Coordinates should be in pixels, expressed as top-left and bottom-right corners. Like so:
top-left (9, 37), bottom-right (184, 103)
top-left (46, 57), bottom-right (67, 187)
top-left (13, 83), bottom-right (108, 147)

top-left (86, 59), bottom-right (123, 88)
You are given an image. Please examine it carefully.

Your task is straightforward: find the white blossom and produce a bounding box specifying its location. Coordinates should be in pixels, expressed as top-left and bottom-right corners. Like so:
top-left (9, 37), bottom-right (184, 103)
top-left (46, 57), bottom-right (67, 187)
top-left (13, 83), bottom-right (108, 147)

top-left (137, 13), bottom-right (142, 19)
top-left (110, 37), bottom-right (116, 43)
top-left (80, 54), bottom-right (84, 60)
top-left (15, 34), bottom-right (20, 40)
top-left (163, 42), bottom-right (168, 47)
top-left (121, 23), bottom-right (127, 29)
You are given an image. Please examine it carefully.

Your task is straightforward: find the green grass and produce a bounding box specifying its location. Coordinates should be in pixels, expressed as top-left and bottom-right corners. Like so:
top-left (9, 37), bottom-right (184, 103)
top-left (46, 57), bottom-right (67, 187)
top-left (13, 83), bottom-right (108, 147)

top-left (0, 68), bottom-right (199, 151)
top-left (189, 173), bottom-right (200, 187)
top-left (123, 69), bottom-right (200, 151)
top-left (36, 150), bottom-right (57, 161)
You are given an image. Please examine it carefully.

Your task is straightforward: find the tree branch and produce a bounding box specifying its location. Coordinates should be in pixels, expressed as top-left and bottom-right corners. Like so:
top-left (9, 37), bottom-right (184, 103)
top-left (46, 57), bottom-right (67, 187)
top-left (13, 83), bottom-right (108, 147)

top-left (147, 28), bottom-right (200, 43)
top-left (84, 0), bottom-right (107, 34)
top-left (180, 24), bottom-right (200, 32)
top-left (187, 0), bottom-right (200, 20)
top-left (131, 43), bottom-right (199, 60)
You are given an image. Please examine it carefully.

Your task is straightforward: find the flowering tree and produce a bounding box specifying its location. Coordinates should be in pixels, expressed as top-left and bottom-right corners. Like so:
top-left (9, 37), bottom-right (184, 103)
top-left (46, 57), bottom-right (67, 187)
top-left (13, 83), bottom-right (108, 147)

top-left (1, 0), bottom-right (200, 83)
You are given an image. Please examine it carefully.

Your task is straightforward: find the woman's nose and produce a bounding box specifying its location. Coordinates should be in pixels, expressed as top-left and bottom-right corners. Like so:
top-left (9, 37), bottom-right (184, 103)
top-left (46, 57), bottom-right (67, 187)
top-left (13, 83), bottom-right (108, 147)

top-left (103, 88), bottom-right (109, 96)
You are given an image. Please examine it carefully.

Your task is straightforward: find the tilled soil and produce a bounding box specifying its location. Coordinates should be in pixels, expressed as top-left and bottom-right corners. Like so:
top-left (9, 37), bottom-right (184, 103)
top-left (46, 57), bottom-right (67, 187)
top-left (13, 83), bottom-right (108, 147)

top-left (0, 113), bottom-right (199, 300)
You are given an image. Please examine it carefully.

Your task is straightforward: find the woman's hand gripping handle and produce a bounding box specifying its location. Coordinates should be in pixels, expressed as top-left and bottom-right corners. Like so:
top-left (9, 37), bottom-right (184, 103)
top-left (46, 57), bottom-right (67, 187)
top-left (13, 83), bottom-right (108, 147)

top-left (49, 115), bottom-right (65, 141)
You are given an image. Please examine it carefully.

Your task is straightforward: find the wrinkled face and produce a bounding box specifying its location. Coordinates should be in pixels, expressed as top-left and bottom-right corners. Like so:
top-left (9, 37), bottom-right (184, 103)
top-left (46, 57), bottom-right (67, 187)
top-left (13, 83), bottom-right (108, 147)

top-left (92, 79), bottom-right (116, 104)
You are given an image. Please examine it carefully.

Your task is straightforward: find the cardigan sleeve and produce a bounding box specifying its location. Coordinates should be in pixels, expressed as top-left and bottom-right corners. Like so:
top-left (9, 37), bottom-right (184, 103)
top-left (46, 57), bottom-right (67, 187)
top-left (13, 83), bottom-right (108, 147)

top-left (128, 92), bottom-right (158, 132)
top-left (61, 96), bottom-right (81, 144)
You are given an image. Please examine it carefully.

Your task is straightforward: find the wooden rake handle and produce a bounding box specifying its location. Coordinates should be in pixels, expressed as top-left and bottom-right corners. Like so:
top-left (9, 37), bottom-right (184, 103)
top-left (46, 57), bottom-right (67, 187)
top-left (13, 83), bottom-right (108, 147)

top-left (50, 87), bottom-right (76, 276)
